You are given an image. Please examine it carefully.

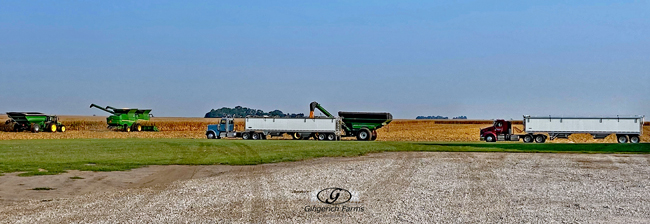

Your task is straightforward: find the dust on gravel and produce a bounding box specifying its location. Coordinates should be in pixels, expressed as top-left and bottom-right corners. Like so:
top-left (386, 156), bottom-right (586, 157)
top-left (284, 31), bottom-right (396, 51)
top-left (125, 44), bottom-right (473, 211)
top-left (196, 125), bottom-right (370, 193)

top-left (1, 152), bottom-right (650, 223)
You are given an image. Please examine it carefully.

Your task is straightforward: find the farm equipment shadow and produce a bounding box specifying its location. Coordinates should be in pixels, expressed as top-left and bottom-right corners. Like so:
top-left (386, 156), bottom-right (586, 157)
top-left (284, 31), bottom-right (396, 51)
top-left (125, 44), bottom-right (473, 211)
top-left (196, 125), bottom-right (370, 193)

top-left (415, 143), bottom-right (650, 154)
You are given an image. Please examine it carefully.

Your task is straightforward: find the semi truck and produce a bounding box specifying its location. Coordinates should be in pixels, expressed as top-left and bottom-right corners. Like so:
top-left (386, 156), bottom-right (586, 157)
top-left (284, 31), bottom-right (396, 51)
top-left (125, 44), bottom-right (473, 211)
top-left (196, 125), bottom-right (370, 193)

top-left (205, 102), bottom-right (392, 141)
top-left (480, 115), bottom-right (644, 143)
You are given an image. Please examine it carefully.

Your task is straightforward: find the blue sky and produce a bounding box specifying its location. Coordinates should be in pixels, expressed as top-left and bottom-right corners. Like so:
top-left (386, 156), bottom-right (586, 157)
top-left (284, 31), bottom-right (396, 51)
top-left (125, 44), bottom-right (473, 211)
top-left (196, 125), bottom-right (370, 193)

top-left (1, 1), bottom-right (648, 119)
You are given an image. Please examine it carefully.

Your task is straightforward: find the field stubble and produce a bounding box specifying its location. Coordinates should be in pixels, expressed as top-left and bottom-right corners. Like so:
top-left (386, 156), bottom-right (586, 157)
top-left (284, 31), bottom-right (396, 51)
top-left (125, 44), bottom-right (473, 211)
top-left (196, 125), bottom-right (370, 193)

top-left (0, 115), bottom-right (648, 142)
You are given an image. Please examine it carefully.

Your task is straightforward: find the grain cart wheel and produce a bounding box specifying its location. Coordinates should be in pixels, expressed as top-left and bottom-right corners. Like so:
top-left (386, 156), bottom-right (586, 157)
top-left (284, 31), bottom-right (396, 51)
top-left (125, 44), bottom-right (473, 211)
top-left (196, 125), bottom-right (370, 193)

top-left (49, 123), bottom-right (57, 132)
top-left (124, 124), bottom-right (131, 132)
top-left (133, 124), bottom-right (142, 132)
top-left (523, 135), bottom-right (533, 143)
top-left (371, 130), bottom-right (378, 141)
top-left (485, 135), bottom-right (496, 142)
top-left (617, 135), bottom-right (628, 143)
top-left (242, 132), bottom-right (250, 140)
top-left (356, 128), bottom-right (371, 141)
top-left (629, 135), bottom-right (640, 144)
top-left (58, 125), bottom-right (66, 132)
top-left (31, 124), bottom-right (40, 133)
top-left (317, 133), bottom-right (327, 141)
top-left (535, 135), bottom-right (546, 143)
top-left (327, 133), bottom-right (336, 141)
top-left (252, 133), bottom-right (260, 140)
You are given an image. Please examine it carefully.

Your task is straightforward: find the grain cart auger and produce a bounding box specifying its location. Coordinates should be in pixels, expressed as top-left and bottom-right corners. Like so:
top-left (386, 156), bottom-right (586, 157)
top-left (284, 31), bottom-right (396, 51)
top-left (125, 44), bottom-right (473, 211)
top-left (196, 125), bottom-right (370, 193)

top-left (89, 104), bottom-right (158, 132)
top-left (5, 112), bottom-right (66, 133)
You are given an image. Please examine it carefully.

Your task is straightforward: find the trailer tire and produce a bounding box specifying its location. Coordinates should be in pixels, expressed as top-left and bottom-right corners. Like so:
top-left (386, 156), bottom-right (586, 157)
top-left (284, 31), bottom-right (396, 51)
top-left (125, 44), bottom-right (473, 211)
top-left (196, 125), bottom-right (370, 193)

top-left (485, 135), bottom-right (496, 142)
top-left (317, 133), bottom-right (327, 141)
top-left (31, 124), bottom-right (40, 133)
top-left (252, 133), bottom-right (260, 140)
top-left (629, 135), bottom-right (640, 144)
top-left (242, 132), bottom-right (250, 140)
top-left (356, 128), bottom-right (371, 141)
top-left (535, 135), bottom-right (546, 143)
top-left (617, 135), bottom-right (628, 143)
top-left (523, 135), bottom-right (533, 143)
top-left (327, 133), bottom-right (336, 141)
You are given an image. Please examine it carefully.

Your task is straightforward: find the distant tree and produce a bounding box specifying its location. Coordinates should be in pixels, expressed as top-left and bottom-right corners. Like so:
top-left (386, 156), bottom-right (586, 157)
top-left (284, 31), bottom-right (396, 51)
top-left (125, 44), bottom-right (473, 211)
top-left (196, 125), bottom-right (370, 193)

top-left (453, 116), bottom-right (467, 119)
top-left (416, 116), bottom-right (448, 119)
top-left (205, 106), bottom-right (304, 118)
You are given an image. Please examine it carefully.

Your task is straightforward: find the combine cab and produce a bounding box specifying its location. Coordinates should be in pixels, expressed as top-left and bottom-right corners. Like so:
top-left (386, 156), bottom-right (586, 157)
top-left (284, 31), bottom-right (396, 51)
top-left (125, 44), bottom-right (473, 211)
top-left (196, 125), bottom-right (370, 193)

top-left (90, 104), bottom-right (158, 132)
top-left (5, 112), bottom-right (66, 133)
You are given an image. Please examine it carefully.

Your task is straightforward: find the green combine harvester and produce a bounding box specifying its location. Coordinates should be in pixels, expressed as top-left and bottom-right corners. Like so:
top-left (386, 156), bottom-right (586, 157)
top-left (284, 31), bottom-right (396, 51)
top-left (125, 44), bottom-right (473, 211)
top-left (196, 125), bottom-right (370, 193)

top-left (90, 104), bottom-right (158, 132)
top-left (5, 112), bottom-right (66, 133)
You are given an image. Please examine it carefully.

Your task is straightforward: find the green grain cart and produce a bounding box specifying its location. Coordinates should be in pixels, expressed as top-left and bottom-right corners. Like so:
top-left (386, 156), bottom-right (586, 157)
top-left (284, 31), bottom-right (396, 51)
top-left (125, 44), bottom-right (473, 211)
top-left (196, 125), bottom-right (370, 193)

top-left (90, 104), bottom-right (158, 132)
top-left (309, 102), bottom-right (392, 141)
top-left (5, 112), bottom-right (66, 133)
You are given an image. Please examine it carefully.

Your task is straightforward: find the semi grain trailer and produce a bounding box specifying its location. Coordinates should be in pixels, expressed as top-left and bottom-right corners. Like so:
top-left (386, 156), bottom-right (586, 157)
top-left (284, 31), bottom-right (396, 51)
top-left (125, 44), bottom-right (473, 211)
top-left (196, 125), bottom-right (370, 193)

top-left (480, 115), bottom-right (644, 143)
top-left (205, 102), bottom-right (392, 141)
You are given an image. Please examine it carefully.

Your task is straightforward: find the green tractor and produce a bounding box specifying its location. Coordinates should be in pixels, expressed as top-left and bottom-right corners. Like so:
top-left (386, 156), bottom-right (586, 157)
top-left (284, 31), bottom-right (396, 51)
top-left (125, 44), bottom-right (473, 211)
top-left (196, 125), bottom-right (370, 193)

top-left (90, 104), bottom-right (158, 132)
top-left (5, 112), bottom-right (66, 133)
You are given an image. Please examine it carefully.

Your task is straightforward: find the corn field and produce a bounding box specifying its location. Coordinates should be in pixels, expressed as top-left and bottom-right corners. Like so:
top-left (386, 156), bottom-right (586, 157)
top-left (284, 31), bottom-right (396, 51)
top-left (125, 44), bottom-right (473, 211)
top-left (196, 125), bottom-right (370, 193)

top-left (0, 115), bottom-right (648, 142)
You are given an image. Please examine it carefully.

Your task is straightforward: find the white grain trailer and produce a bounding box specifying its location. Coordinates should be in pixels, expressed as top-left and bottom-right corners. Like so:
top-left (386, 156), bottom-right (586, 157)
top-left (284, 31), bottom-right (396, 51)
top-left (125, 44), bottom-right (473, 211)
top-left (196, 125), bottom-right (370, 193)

top-left (480, 115), bottom-right (645, 143)
top-left (206, 117), bottom-right (341, 140)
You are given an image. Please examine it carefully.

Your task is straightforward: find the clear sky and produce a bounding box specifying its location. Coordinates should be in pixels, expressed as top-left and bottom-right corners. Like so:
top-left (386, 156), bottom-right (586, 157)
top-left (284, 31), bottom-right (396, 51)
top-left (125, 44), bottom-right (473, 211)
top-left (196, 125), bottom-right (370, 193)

top-left (1, 1), bottom-right (648, 119)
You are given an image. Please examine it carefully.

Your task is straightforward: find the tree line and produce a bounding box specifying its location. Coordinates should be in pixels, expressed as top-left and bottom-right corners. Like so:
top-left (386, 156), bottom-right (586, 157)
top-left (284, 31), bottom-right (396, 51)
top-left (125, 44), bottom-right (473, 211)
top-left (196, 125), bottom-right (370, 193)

top-left (205, 106), bottom-right (305, 118)
top-left (416, 115), bottom-right (467, 120)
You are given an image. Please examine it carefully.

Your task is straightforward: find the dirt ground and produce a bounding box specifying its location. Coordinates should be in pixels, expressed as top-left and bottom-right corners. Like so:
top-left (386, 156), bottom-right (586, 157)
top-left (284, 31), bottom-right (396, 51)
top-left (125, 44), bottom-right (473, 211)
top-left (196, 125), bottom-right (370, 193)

top-left (1, 152), bottom-right (650, 223)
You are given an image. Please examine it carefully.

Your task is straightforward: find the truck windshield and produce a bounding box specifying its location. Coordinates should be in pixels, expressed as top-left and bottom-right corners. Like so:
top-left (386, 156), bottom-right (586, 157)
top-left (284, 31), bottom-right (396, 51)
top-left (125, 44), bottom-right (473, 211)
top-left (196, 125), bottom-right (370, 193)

top-left (220, 119), bottom-right (227, 124)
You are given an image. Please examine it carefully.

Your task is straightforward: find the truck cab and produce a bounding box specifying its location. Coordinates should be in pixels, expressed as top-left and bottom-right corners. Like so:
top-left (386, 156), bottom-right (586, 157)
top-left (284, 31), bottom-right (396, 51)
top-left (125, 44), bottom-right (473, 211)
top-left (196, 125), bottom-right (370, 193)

top-left (206, 118), bottom-right (235, 139)
top-left (480, 119), bottom-right (513, 142)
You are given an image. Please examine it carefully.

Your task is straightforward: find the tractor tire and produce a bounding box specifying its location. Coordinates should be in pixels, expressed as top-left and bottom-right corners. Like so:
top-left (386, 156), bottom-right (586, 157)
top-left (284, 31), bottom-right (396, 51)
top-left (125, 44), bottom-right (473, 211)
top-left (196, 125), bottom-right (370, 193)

top-left (242, 132), bottom-right (251, 140)
top-left (356, 128), bottom-right (371, 141)
top-left (327, 133), bottom-right (336, 141)
top-left (48, 123), bottom-right (57, 132)
top-left (317, 133), bottom-right (327, 141)
top-left (58, 125), bottom-right (66, 132)
top-left (124, 124), bottom-right (131, 132)
top-left (133, 124), bottom-right (142, 132)
top-left (31, 124), bottom-right (40, 133)
top-left (371, 130), bottom-right (378, 141)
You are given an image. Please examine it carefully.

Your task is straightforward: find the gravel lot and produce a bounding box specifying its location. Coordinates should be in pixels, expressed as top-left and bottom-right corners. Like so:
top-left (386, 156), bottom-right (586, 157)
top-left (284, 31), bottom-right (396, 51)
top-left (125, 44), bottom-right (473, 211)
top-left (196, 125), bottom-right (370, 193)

top-left (1, 152), bottom-right (650, 223)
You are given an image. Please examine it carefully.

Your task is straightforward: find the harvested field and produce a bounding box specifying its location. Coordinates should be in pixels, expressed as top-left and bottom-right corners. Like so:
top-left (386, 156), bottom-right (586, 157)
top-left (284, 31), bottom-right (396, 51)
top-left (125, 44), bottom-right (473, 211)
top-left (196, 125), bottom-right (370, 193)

top-left (0, 115), bottom-right (648, 143)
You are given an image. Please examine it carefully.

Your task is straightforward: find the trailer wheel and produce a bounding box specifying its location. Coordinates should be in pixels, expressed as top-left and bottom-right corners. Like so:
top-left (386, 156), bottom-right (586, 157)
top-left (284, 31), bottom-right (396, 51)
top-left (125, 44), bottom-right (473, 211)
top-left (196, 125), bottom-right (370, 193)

top-left (629, 135), bottom-right (640, 144)
top-left (252, 133), bottom-right (260, 140)
top-left (58, 125), bottom-right (66, 132)
top-left (31, 124), bottom-right (40, 133)
top-left (535, 135), bottom-right (546, 143)
top-left (617, 135), bottom-right (628, 143)
top-left (327, 133), bottom-right (336, 141)
top-left (48, 123), bottom-right (57, 132)
top-left (317, 133), bottom-right (327, 141)
top-left (523, 135), bottom-right (533, 143)
top-left (485, 135), bottom-right (495, 142)
top-left (356, 128), bottom-right (371, 141)
top-left (242, 132), bottom-right (251, 140)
